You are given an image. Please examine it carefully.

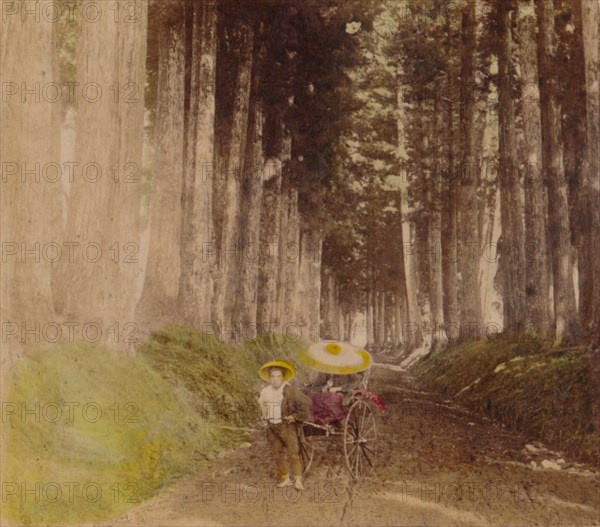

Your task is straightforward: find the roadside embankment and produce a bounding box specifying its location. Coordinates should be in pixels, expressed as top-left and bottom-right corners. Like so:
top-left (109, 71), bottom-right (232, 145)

top-left (1, 326), bottom-right (306, 526)
top-left (411, 337), bottom-right (599, 467)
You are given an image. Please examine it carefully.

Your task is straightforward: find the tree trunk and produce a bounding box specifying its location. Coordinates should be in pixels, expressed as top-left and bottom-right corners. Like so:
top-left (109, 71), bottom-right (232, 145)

top-left (320, 270), bottom-right (336, 339)
top-left (394, 280), bottom-right (407, 349)
top-left (481, 189), bottom-right (501, 322)
top-left (428, 194), bottom-right (444, 350)
top-left (215, 20), bottom-right (254, 340)
top-left (517, 3), bottom-right (551, 333)
top-left (393, 192), bottom-right (410, 348)
top-left (177, 0), bottom-right (217, 331)
top-left (257, 135), bottom-right (290, 334)
top-left (459, 0), bottom-right (483, 339)
top-left (536, 0), bottom-right (582, 345)
top-left (442, 83), bottom-right (459, 344)
top-left (498, 0), bottom-right (526, 334)
top-left (474, 102), bottom-right (488, 246)
top-left (344, 310), bottom-right (353, 342)
top-left (366, 286), bottom-right (374, 348)
top-left (277, 176), bottom-right (300, 338)
top-left (428, 94), bottom-right (444, 351)
top-left (403, 220), bottom-right (423, 348)
top-left (136, 15), bottom-right (185, 335)
top-left (53, 0), bottom-right (147, 353)
top-left (296, 226), bottom-right (322, 343)
top-left (580, 0), bottom-right (600, 344)
top-left (373, 288), bottom-right (380, 346)
top-left (1, 6), bottom-right (62, 365)
top-left (234, 39), bottom-right (265, 340)
top-left (378, 290), bottom-right (386, 346)
top-left (396, 77), bottom-right (422, 350)
top-left (337, 293), bottom-right (346, 342)
top-left (112, 1), bottom-right (148, 341)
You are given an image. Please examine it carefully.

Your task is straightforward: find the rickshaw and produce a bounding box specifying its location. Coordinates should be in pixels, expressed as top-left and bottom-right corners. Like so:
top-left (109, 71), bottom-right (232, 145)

top-left (295, 342), bottom-right (386, 480)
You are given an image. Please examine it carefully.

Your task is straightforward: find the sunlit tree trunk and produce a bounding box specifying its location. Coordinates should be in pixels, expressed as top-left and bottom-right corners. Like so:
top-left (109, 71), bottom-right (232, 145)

top-left (136, 14), bottom-right (185, 335)
top-left (54, 0), bottom-right (147, 353)
top-left (396, 80), bottom-right (422, 350)
top-left (0, 5), bottom-right (62, 365)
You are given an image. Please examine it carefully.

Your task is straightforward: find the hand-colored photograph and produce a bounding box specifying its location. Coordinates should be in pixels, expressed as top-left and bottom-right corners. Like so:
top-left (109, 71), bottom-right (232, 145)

top-left (1, 0), bottom-right (599, 526)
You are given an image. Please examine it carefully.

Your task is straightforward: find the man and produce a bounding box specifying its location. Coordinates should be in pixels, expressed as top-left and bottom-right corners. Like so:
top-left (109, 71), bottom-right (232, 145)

top-left (258, 360), bottom-right (312, 490)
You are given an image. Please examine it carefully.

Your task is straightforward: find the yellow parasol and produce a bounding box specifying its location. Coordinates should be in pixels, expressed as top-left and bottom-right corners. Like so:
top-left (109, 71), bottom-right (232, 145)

top-left (298, 341), bottom-right (372, 374)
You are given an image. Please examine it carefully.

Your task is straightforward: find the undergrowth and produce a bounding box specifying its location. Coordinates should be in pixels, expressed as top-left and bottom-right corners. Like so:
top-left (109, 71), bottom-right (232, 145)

top-left (1, 325), bottom-right (308, 526)
top-left (412, 337), bottom-right (599, 466)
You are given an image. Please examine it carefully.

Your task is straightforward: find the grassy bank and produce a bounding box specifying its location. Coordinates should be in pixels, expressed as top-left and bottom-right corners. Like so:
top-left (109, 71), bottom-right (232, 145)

top-left (411, 337), bottom-right (599, 466)
top-left (1, 325), bottom-right (308, 526)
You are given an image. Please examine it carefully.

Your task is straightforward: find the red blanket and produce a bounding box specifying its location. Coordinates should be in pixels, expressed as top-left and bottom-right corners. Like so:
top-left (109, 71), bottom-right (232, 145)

top-left (309, 392), bottom-right (348, 424)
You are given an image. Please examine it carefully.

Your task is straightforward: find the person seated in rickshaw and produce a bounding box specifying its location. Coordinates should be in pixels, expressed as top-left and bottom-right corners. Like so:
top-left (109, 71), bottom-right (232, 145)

top-left (307, 371), bottom-right (363, 393)
top-left (299, 341), bottom-right (373, 425)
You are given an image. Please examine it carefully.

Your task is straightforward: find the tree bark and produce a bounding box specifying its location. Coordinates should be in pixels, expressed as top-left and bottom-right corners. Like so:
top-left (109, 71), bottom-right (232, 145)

top-left (366, 285), bottom-right (374, 348)
top-left (498, 0), bottom-right (526, 334)
top-left (378, 290), bottom-right (386, 346)
top-left (580, 0), bottom-right (600, 344)
top-left (0, 5), bottom-right (62, 365)
top-left (257, 134), bottom-right (290, 334)
top-left (277, 175), bottom-right (300, 339)
top-left (426, 92), bottom-right (444, 351)
top-left (136, 15), bottom-right (185, 335)
top-left (113, 1), bottom-right (148, 339)
top-left (459, 0), bottom-right (483, 339)
top-left (442, 85), bottom-right (459, 344)
top-left (517, 3), bottom-right (551, 332)
top-left (177, 0), bottom-right (217, 331)
top-left (215, 20), bottom-right (254, 340)
top-left (393, 192), bottom-right (410, 348)
top-left (296, 225), bottom-right (322, 343)
top-left (397, 79), bottom-right (422, 350)
top-left (53, 0), bottom-right (147, 353)
top-left (234, 44), bottom-right (265, 339)
top-left (536, 0), bottom-right (582, 345)
top-left (319, 269), bottom-right (337, 339)
top-left (403, 220), bottom-right (423, 349)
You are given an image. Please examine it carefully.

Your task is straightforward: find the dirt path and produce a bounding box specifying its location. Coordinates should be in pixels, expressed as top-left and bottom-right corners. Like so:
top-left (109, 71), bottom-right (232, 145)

top-left (98, 365), bottom-right (599, 527)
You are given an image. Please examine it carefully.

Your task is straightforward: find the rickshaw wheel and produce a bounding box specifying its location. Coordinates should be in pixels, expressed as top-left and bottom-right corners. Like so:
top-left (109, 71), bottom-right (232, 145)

top-left (299, 430), bottom-right (315, 475)
top-left (343, 398), bottom-right (377, 480)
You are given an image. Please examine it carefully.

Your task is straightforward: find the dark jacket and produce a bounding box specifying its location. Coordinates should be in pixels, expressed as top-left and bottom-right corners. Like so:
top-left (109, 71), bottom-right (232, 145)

top-left (282, 383), bottom-right (312, 422)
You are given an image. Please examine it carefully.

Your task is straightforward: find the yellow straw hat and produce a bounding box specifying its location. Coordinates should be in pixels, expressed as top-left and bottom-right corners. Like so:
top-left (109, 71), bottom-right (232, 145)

top-left (259, 360), bottom-right (295, 382)
top-left (298, 341), bottom-right (372, 374)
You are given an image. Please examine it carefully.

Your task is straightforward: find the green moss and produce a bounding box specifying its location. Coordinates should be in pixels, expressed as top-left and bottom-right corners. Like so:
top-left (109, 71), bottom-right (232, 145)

top-left (2, 326), bottom-right (308, 526)
top-left (138, 325), bottom-right (310, 426)
top-left (2, 342), bottom-right (216, 526)
top-left (413, 338), bottom-right (598, 465)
